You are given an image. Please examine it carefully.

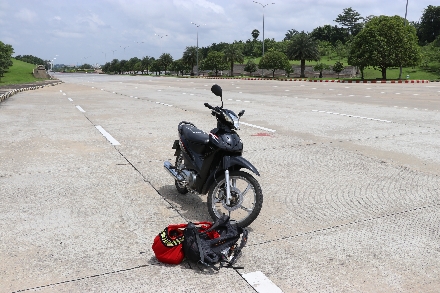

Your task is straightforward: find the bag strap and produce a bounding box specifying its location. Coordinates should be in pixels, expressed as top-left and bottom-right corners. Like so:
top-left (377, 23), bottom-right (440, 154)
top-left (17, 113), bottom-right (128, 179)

top-left (228, 228), bottom-right (249, 266)
top-left (167, 221), bottom-right (212, 230)
top-left (202, 214), bottom-right (229, 233)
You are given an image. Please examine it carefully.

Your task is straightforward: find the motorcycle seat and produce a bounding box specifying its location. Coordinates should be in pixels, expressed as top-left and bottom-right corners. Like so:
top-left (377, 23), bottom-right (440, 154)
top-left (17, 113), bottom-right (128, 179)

top-left (181, 124), bottom-right (209, 144)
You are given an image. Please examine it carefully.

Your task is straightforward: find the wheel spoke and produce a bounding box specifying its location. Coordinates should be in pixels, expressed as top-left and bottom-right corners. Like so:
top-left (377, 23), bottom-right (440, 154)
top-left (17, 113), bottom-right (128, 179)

top-left (239, 204), bottom-right (253, 214)
top-left (239, 183), bottom-right (251, 198)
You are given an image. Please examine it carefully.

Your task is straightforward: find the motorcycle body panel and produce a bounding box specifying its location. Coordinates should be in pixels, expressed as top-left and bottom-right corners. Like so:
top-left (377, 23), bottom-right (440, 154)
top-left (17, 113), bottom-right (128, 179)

top-left (173, 122), bottom-right (258, 195)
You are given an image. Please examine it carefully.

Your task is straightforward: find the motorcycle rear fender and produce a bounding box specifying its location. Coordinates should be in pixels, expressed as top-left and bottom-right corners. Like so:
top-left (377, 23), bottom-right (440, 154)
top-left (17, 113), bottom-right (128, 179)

top-left (200, 155), bottom-right (260, 195)
top-left (172, 139), bottom-right (180, 156)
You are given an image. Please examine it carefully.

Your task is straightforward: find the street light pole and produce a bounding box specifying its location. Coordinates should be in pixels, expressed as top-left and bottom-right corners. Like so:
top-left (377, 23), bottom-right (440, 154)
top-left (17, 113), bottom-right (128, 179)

top-left (155, 34), bottom-right (168, 58)
top-left (253, 1), bottom-right (275, 57)
top-left (253, 1), bottom-right (274, 76)
top-left (399, 0), bottom-right (409, 80)
top-left (191, 22), bottom-right (205, 76)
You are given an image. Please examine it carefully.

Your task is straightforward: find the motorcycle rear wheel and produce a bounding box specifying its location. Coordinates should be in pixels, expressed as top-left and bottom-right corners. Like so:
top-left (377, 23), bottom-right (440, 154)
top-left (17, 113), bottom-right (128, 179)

top-left (207, 170), bottom-right (263, 227)
top-left (174, 150), bottom-right (188, 194)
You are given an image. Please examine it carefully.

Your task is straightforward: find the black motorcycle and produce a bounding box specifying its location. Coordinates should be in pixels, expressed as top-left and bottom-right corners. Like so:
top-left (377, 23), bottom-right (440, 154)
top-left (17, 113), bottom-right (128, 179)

top-left (164, 84), bottom-right (263, 227)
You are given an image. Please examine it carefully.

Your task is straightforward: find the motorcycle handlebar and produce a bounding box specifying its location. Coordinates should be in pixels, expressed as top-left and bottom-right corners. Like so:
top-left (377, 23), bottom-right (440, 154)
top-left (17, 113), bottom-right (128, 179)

top-left (204, 102), bottom-right (214, 110)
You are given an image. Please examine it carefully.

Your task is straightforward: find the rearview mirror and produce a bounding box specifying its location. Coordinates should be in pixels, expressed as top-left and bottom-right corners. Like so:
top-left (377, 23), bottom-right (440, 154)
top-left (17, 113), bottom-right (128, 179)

top-left (211, 84), bottom-right (222, 98)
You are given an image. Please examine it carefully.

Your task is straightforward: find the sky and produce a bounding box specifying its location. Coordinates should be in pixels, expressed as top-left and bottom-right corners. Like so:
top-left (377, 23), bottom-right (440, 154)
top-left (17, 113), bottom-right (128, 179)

top-left (0, 0), bottom-right (435, 66)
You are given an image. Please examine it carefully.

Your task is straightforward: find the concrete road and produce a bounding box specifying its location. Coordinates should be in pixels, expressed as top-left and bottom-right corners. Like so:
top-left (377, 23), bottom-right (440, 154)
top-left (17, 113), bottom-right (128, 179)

top-left (1, 73), bottom-right (439, 292)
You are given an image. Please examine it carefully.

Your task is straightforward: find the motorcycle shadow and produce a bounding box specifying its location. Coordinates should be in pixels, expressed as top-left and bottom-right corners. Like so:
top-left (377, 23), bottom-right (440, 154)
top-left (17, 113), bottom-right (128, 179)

top-left (158, 185), bottom-right (212, 223)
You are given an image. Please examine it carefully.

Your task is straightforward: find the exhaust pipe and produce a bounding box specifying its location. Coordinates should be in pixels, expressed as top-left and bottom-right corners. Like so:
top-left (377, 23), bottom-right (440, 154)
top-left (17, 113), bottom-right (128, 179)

top-left (164, 161), bottom-right (184, 181)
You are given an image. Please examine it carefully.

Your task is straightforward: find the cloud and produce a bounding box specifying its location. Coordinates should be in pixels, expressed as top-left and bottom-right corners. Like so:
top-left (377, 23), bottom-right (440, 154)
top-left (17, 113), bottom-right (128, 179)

top-left (50, 30), bottom-right (84, 39)
top-left (15, 8), bottom-right (37, 23)
top-left (173, 0), bottom-right (224, 14)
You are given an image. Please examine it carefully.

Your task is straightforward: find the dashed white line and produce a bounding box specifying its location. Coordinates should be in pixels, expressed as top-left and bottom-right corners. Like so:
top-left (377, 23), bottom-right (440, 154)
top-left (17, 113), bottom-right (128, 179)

top-left (242, 271), bottom-right (283, 293)
top-left (241, 122), bottom-right (276, 132)
top-left (95, 125), bottom-right (120, 145)
top-left (76, 105), bottom-right (85, 112)
top-left (155, 102), bottom-right (172, 107)
top-left (312, 110), bottom-right (391, 123)
top-left (68, 98), bottom-right (73, 102)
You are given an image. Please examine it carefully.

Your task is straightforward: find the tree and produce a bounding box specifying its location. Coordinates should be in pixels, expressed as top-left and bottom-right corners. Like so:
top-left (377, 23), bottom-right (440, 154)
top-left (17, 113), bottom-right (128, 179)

top-left (284, 62), bottom-right (294, 77)
top-left (118, 60), bottom-right (128, 74)
top-left (334, 40), bottom-right (349, 61)
top-left (332, 61), bottom-right (344, 78)
top-left (244, 59), bottom-right (258, 76)
top-left (252, 29), bottom-right (260, 40)
top-left (334, 7), bottom-right (364, 37)
top-left (311, 25), bottom-right (349, 45)
top-left (223, 43), bottom-right (244, 76)
top-left (127, 57), bottom-right (141, 74)
top-left (150, 59), bottom-right (161, 75)
top-left (417, 5), bottom-right (440, 44)
top-left (313, 63), bottom-right (330, 78)
top-left (0, 41), bottom-right (14, 80)
top-left (200, 51), bottom-right (228, 76)
top-left (171, 59), bottom-right (189, 76)
top-left (284, 29), bottom-right (299, 41)
top-left (182, 46), bottom-right (197, 75)
top-left (349, 15), bottom-right (421, 79)
top-left (258, 51), bottom-right (290, 78)
top-left (109, 59), bottom-right (120, 73)
top-left (286, 31), bottom-right (320, 78)
top-left (158, 53), bottom-right (173, 74)
top-left (141, 56), bottom-right (154, 74)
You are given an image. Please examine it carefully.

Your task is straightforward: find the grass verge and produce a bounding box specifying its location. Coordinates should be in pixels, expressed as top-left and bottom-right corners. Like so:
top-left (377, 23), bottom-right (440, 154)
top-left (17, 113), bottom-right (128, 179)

top-left (0, 59), bottom-right (50, 86)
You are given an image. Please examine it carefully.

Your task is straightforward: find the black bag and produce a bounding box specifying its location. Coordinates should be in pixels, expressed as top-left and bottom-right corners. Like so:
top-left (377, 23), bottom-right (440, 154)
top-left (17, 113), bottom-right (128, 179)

top-left (182, 214), bottom-right (248, 269)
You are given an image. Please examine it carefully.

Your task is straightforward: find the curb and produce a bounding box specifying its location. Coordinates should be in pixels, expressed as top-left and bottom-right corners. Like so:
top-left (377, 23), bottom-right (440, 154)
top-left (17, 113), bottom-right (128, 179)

top-left (339, 80), bottom-right (430, 83)
top-left (0, 81), bottom-right (64, 103)
top-left (197, 76), bottom-right (431, 83)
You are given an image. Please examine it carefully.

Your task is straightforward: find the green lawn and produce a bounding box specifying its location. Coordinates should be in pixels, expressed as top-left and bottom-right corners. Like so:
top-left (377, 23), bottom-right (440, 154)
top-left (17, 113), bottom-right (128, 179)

top-left (244, 56), bottom-right (440, 80)
top-left (0, 59), bottom-right (49, 86)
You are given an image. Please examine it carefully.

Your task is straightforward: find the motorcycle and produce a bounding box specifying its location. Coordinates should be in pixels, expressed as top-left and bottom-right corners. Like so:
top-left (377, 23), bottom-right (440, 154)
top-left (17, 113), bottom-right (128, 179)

top-left (163, 84), bottom-right (263, 227)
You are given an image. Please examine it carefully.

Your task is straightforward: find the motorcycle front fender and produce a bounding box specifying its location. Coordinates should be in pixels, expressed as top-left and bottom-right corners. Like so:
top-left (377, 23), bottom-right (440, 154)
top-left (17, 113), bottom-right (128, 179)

top-left (200, 155), bottom-right (260, 195)
top-left (223, 155), bottom-right (260, 176)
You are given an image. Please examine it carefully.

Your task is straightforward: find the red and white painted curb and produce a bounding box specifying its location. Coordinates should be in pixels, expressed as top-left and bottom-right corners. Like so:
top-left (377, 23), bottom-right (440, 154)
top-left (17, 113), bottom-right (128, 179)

top-left (0, 81), bottom-right (63, 103)
top-left (198, 76), bottom-right (431, 83)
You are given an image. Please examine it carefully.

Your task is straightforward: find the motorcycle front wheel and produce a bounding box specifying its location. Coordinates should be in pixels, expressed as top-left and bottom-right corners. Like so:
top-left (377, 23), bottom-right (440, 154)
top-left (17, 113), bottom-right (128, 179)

top-left (207, 170), bottom-right (263, 227)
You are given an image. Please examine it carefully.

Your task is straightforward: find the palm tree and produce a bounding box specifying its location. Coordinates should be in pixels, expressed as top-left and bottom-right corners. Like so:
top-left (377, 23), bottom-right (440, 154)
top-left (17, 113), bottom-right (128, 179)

top-left (251, 29), bottom-right (260, 40)
top-left (182, 46), bottom-right (198, 75)
top-left (223, 43), bottom-right (244, 76)
top-left (159, 53), bottom-right (173, 74)
top-left (286, 31), bottom-right (320, 78)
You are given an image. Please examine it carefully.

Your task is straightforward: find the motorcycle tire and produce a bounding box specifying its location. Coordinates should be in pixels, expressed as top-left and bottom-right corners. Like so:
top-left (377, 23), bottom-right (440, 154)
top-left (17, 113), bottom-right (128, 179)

top-left (207, 170), bottom-right (263, 228)
top-left (174, 150), bottom-right (188, 194)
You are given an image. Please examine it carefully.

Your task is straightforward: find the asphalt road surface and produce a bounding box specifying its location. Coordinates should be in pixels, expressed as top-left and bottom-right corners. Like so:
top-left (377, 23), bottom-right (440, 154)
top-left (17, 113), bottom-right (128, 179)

top-left (1, 73), bottom-right (439, 293)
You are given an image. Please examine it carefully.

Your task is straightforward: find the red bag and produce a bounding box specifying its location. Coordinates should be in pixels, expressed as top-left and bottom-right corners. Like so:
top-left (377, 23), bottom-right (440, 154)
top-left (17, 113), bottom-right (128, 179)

top-left (152, 222), bottom-right (218, 264)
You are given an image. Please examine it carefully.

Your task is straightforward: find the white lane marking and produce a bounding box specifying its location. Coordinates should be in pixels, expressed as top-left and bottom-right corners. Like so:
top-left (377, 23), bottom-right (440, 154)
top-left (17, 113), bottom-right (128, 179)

top-left (76, 106), bottom-right (85, 112)
top-left (95, 125), bottom-right (120, 145)
top-left (155, 102), bottom-right (173, 107)
top-left (60, 90), bottom-right (62, 92)
top-left (68, 98), bottom-right (73, 102)
top-left (63, 93), bottom-right (66, 95)
top-left (242, 271), bottom-right (283, 293)
top-left (241, 122), bottom-right (276, 132)
top-left (312, 110), bottom-right (391, 123)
